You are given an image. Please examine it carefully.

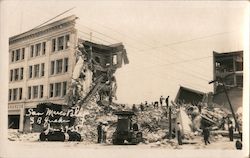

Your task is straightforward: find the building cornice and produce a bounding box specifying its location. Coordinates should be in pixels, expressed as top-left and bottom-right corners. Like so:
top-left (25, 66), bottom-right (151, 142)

top-left (9, 15), bottom-right (78, 45)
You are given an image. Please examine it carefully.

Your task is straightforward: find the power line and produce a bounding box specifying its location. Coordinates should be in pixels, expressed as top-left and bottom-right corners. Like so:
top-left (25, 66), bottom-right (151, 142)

top-left (32, 7), bottom-right (76, 30)
top-left (78, 30), bottom-right (113, 44)
top-left (76, 19), bottom-right (220, 82)
top-left (77, 23), bottom-right (121, 43)
top-left (137, 30), bottom-right (237, 52)
top-left (77, 24), bottom-right (143, 51)
top-left (122, 55), bottom-right (212, 75)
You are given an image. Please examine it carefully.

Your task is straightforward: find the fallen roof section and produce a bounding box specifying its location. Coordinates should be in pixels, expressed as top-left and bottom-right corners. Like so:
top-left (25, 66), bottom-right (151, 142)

top-left (175, 86), bottom-right (206, 104)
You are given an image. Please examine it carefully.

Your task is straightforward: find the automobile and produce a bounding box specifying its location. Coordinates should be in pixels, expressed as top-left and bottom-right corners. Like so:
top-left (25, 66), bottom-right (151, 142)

top-left (112, 111), bottom-right (143, 145)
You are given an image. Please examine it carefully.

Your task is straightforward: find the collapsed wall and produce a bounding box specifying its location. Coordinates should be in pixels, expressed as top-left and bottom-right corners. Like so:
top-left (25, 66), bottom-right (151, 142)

top-left (62, 40), bottom-right (130, 142)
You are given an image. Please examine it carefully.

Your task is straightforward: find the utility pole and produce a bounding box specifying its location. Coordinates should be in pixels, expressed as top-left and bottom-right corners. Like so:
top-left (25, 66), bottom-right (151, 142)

top-left (209, 76), bottom-right (242, 140)
top-left (168, 106), bottom-right (172, 140)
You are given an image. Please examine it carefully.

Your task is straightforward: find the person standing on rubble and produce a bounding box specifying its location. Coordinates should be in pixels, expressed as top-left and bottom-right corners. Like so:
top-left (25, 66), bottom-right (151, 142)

top-left (97, 122), bottom-right (103, 143)
top-left (202, 126), bottom-right (210, 145)
top-left (140, 103), bottom-right (144, 111)
top-left (102, 123), bottom-right (108, 143)
top-left (132, 104), bottom-right (138, 113)
top-left (160, 96), bottom-right (163, 107)
top-left (176, 122), bottom-right (183, 145)
top-left (228, 123), bottom-right (234, 141)
top-left (165, 96), bottom-right (169, 108)
top-left (145, 101), bottom-right (148, 109)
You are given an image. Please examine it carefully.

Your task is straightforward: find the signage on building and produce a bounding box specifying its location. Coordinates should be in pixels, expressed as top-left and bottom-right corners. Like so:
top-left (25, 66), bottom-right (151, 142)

top-left (8, 104), bottom-right (24, 110)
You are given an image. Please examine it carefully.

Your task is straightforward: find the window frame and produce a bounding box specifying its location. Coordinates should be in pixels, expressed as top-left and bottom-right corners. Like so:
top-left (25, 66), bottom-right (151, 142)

top-left (42, 42), bottom-right (46, 55)
top-left (33, 86), bottom-right (38, 99)
top-left (30, 45), bottom-right (34, 58)
top-left (49, 83), bottom-right (54, 98)
top-left (19, 88), bottom-right (22, 100)
top-left (51, 61), bottom-right (55, 75)
top-left (14, 68), bottom-right (19, 81)
top-left (56, 59), bottom-right (63, 74)
top-left (40, 85), bottom-right (44, 98)
top-left (34, 64), bottom-right (40, 78)
top-left (9, 89), bottom-right (12, 101)
top-left (28, 86), bottom-right (32, 99)
top-left (29, 66), bottom-right (33, 78)
top-left (55, 82), bottom-right (61, 97)
top-left (20, 67), bottom-right (23, 80)
top-left (57, 36), bottom-right (64, 51)
top-left (13, 88), bottom-right (17, 101)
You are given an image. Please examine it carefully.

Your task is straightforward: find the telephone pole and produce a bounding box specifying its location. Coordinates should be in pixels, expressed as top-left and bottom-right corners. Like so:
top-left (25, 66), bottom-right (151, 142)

top-left (209, 75), bottom-right (242, 140)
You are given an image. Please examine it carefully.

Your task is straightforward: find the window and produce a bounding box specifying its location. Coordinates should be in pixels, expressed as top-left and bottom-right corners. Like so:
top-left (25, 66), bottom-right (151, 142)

top-left (56, 59), bottom-right (63, 74)
top-left (16, 49), bottom-right (20, 61)
top-left (22, 48), bottom-right (25, 59)
top-left (20, 68), bottom-right (23, 80)
top-left (225, 75), bottom-right (235, 86)
top-left (41, 63), bottom-right (45, 77)
top-left (28, 87), bottom-right (31, 99)
top-left (42, 42), bottom-right (46, 55)
top-left (35, 43), bottom-right (41, 56)
top-left (13, 88), bottom-right (17, 101)
top-left (33, 86), bottom-right (38, 99)
top-left (14, 69), bottom-right (19, 81)
top-left (30, 45), bottom-right (34, 57)
top-left (40, 85), bottom-right (44, 98)
top-left (51, 61), bottom-right (55, 75)
top-left (10, 70), bottom-right (13, 81)
top-left (65, 34), bottom-right (70, 49)
top-left (236, 61), bottom-right (243, 71)
top-left (11, 51), bottom-right (15, 62)
top-left (52, 39), bottom-right (56, 52)
top-left (62, 81), bottom-right (67, 96)
top-left (64, 58), bottom-right (68, 72)
top-left (49, 84), bottom-right (54, 98)
top-left (236, 75), bottom-right (243, 87)
top-left (19, 88), bottom-right (22, 100)
top-left (9, 89), bottom-right (12, 101)
top-left (57, 36), bottom-right (64, 51)
top-left (55, 82), bottom-right (61, 97)
top-left (34, 64), bottom-right (39, 77)
top-left (29, 66), bottom-right (33, 78)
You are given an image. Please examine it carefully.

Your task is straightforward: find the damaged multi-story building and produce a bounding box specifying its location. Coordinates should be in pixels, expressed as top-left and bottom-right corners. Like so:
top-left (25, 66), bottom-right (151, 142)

top-left (212, 51), bottom-right (243, 111)
top-left (8, 15), bottom-right (129, 132)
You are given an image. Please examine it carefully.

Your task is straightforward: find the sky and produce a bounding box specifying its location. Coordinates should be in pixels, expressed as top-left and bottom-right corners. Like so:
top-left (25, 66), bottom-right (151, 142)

top-left (2, 0), bottom-right (249, 104)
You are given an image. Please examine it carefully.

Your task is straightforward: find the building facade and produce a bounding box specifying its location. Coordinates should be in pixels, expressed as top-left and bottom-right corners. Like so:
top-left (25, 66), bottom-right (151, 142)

top-left (8, 15), bottom-right (78, 131)
top-left (212, 51), bottom-right (243, 111)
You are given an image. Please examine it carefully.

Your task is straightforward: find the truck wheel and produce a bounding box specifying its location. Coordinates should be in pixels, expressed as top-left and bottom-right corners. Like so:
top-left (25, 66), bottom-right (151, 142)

top-left (113, 139), bottom-right (124, 145)
top-left (136, 132), bottom-right (143, 142)
top-left (39, 132), bottom-right (47, 141)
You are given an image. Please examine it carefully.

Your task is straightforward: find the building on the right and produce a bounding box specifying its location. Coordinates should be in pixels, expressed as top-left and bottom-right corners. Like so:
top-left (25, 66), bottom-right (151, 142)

top-left (212, 50), bottom-right (243, 111)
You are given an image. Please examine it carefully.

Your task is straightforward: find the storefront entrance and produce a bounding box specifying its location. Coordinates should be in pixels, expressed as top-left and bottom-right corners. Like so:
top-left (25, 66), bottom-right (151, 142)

top-left (8, 115), bottom-right (20, 129)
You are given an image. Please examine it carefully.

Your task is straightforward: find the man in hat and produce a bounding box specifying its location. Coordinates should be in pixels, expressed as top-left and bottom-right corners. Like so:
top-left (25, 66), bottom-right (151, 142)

top-left (176, 122), bottom-right (183, 145)
top-left (228, 123), bottom-right (234, 141)
top-left (97, 122), bottom-right (103, 143)
top-left (202, 126), bottom-right (210, 145)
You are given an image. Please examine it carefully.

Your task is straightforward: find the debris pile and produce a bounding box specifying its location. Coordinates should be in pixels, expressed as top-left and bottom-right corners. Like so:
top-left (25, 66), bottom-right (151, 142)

top-left (183, 103), bottom-right (230, 130)
top-left (8, 129), bottom-right (39, 141)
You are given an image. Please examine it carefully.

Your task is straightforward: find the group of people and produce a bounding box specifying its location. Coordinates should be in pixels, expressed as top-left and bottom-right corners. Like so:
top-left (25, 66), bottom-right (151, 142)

top-left (97, 122), bottom-right (108, 143)
top-left (131, 95), bottom-right (170, 112)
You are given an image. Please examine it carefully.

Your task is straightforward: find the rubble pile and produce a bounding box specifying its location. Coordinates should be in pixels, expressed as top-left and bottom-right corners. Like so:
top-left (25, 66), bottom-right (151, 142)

top-left (73, 97), bottom-right (127, 143)
top-left (183, 104), bottom-right (230, 130)
top-left (135, 107), bottom-right (171, 143)
top-left (8, 129), bottom-right (39, 141)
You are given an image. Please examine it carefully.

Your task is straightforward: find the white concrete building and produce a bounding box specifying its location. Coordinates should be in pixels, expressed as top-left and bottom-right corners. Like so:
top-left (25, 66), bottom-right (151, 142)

top-left (8, 15), bottom-right (79, 131)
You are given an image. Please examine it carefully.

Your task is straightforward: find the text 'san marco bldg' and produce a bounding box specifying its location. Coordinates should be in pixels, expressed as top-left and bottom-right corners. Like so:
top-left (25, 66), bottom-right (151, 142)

top-left (8, 15), bottom-right (78, 131)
